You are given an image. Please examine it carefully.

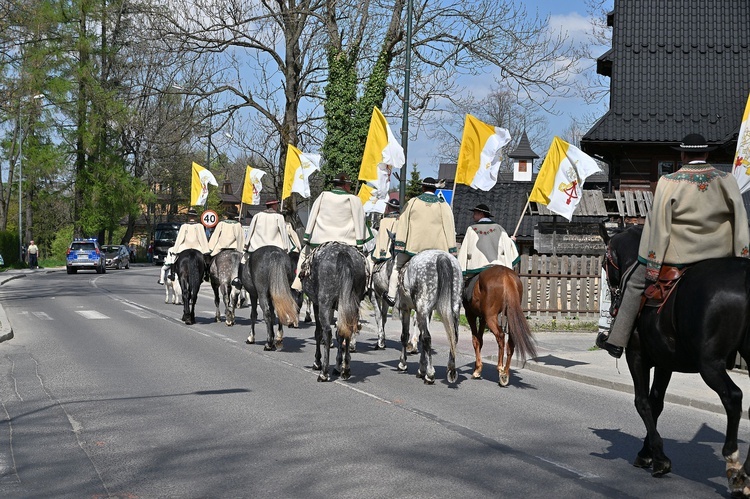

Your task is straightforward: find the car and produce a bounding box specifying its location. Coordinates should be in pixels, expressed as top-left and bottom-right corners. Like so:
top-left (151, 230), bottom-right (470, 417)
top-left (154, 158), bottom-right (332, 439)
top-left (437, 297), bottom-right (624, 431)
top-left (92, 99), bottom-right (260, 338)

top-left (66, 238), bottom-right (106, 274)
top-left (101, 244), bottom-right (131, 270)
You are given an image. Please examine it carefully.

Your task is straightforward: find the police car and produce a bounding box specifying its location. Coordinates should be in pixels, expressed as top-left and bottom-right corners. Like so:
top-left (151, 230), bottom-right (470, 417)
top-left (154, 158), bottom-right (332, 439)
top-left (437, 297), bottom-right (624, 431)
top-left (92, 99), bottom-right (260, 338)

top-left (66, 238), bottom-right (106, 274)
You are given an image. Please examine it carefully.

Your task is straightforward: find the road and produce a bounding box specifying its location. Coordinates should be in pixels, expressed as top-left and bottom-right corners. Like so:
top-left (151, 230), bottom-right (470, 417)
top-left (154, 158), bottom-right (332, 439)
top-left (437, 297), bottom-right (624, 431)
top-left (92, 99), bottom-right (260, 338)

top-left (0, 265), bottom-right (744, 498)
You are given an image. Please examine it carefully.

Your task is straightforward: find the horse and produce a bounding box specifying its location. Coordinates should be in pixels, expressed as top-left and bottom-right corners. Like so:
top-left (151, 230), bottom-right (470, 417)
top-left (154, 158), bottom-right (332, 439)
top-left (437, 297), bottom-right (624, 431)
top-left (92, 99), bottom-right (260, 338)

top-left (175, 249), bottom-right (204, 325)
top-left (463, 265), bottom-right (537, 386)
top-left (302, 242), bottom-right (367, 382)
top-left (369, 257), bottom-right (419, 352)
top-left (236, 245), bottom-right (299, 350)
top-left (160, 247), bottom-right (182, 305)
top-left (209, 249), bottom-right (242, 326)
top-left (395, 249), bottom-right (462, 384)
top-left (603, 224), bottom-right (750, 495)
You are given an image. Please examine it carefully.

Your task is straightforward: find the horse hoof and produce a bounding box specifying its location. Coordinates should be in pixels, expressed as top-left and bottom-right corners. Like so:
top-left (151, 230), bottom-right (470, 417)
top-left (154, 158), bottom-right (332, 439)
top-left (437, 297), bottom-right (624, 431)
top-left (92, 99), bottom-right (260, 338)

top-left (471, 372), bottom-right (482, 380)
top-left (226, 321), bottom-right (234, 327)
top-left (312, 361), bottom-right (322, 371)
top-left (406, 344), bottom-right (418, 355)
top-left (377, 341), bottom-right (386, 350)
top-left (447, 370), bottom-right (458, 383)
top-left (263, 344), bottom-right (276, 351)
top-left (416, 370), bottom-right (424, 379)
top-left (397, 362), bottom-right (408, 372)
top-left (633, 455), bottom-right (652, 469)
top-left (651, 459), bottom-right (671, 477)
top-left (317, 373), bottom-right (329, 382)
top-left (424, 376), bottom-right (435, 385)
top-left (341, 369), bottom-right (351, 380)
top-left (246, 336), bottom-right (255, 344)
top-left (348, 345), bottom-right (357, 353)
top-left (499, 373), bottom-right (510, 387)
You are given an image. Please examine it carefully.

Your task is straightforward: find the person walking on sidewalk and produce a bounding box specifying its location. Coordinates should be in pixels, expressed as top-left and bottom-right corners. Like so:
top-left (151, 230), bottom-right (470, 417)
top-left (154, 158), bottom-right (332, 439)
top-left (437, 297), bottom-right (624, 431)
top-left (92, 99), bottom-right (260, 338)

top-left (27, 240), bottom-right (39, 269)
top-left (383, 177), bottom-right (456, 306)
top-left (597, 133), bottom-right (750, 358)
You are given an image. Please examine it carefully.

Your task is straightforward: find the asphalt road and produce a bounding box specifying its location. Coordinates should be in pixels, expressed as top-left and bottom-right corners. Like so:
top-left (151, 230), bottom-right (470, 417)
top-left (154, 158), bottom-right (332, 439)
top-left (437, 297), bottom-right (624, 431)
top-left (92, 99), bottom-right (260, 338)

top-left (0, 265), bottom-right (744, 498)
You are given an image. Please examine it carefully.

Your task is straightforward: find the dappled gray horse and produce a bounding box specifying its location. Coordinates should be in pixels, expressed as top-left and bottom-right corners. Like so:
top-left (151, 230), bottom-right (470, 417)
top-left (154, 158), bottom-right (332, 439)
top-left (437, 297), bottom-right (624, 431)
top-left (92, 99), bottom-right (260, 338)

top-left (369, 257), bottom-right (419, 352)
top-left (303, 242), bottom-right (367, 382)
top-left (395, 249), bottom-right (462, 384)
top-left (209, 249), bottom-right (242, 326)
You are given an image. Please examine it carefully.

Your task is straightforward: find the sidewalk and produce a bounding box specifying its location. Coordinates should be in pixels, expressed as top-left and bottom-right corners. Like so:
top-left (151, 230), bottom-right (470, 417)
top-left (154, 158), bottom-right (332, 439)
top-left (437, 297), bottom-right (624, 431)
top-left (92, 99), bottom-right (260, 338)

top-left (357, 305), bottom-right (748, 416)
top-left (0, 268), bottom-right (744, 415)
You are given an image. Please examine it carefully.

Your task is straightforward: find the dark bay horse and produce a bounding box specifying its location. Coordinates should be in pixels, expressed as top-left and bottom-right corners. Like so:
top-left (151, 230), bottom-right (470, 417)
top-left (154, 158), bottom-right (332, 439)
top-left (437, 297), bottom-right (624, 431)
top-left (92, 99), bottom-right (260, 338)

top-left (603, 224), bottom-right (750, 495)
top-left (209, 249), bottom-right (242, 326)
top-left (302, 242), bottom-right (367, 382)
top-left (396, 249), bottom-right (462, 385)
top-left (463, 265), bottom-right (537, 386)
top-left (176, 249), bottom-right (205, 325)
top-left (237, 245), bottom-right (299, 350)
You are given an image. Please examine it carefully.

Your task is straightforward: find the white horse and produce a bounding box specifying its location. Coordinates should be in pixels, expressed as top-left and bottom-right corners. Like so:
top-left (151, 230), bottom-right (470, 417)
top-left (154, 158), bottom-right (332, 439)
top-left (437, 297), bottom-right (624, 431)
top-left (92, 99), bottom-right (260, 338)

top-left (395, 249), bottom-right (462, 384)
top-left (159, 247), bottom-right (182, 305)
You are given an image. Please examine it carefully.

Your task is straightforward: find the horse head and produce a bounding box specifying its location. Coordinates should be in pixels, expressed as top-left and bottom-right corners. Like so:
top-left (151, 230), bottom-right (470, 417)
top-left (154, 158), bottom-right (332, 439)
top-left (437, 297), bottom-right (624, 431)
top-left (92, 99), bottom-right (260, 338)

top-left (602, 224), bottom-right (643, 317)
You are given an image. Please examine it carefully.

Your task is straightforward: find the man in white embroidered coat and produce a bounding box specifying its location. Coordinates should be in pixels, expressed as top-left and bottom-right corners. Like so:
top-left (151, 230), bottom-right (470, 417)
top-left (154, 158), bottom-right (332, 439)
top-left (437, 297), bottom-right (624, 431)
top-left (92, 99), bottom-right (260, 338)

top-left (383, 177), bottom-right (457, 305)
top-left (372, 198), bottom-right (400, 263)
top-left (208, 205), bottom-right (244, 256)
top-left (291, 173), bottom-right (367, 291)
top-left (457, 203), bottom-right (519, 279)
top-left (170, 208), bottom-right (210, 280)
top-left (245, 200), bottom-right (291, 252)
top-left (598, 133), bottom-right (750, 358)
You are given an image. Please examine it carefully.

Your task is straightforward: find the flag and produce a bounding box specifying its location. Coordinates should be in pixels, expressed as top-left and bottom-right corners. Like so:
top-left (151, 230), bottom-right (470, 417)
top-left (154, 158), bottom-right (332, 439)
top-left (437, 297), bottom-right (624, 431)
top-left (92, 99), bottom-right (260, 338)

top-left (358, 107), bottom-right (405, 213)
top-left (282, 145), bottom-right (320, 200)
top-left (455, 114), bottom-right (512, 191)
top-left (733, 92), bottom-right (750, 194)
top-left (191, 162), bottom-right (218, 206)
top-left (529, 136), bottom-right (602, 221)
top-left (242, 166), bottom-right (266, 205)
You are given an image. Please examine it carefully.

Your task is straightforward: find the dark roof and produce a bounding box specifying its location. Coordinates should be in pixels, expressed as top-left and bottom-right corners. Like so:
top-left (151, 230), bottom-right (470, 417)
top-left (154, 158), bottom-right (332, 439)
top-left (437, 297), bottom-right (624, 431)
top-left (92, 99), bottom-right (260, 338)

top-left (582, 1), bottom-right (750, 147)
top-left (508, 131), bottom-right (539, 159)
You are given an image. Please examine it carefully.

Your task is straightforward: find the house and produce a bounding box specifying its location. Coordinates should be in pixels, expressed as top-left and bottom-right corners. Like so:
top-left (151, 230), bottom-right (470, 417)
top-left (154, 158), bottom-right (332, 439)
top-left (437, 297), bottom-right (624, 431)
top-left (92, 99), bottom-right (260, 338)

top-left (581, 1), bottom-right (750, 191)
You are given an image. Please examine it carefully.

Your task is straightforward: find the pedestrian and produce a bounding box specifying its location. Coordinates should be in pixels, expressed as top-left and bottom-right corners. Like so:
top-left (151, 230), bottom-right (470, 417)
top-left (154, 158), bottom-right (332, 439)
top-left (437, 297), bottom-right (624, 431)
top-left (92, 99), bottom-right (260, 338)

top-left (147, 241), bottom-right (154, 263)
top-left (27, 240), bottom-right (39, 269)
top-left (457, 203), bottom-right (519, 282)
top-left (597, 133), bottom-right (750, 358)
top-left (292, 173), bottom-right (368, 291)
top-left (383, 177), bottom-right (456, 305)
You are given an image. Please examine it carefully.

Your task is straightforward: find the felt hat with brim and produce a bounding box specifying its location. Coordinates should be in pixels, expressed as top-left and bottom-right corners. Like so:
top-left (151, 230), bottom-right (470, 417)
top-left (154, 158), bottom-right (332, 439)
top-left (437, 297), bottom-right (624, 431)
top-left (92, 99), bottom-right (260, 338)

top-left (186, 208), bottom-right (199, 217)
top-left (265, 199), bottom-right (280, 207)
top-left (224, 205), bottom-right (239, 218)
top-left (470, 203), bottom-right (493, 217)
top-left (332, 173), bottom-right (352, 185)
top-left (671, 133), bottom-right (717, 152)
top-left (386, 198), bottom-right (400, 209)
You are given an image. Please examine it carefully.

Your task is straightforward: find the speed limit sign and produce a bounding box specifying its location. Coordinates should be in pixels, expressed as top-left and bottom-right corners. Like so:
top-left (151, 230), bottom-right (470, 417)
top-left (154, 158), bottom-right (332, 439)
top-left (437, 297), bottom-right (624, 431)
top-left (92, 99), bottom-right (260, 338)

top-left (201, 209), bottom-right (219, 228)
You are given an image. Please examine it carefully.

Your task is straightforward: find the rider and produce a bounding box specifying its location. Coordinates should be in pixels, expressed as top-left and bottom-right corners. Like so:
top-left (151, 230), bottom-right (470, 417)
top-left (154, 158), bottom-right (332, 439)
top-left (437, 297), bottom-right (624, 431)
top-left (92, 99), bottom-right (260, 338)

top-left (457, 203), bottom-right (519, 283)
top-left (170, 207), bottom-right (210, 281)
top-left (206, 205), bottom-right (244, 279)
top-left (372, 198), bottom-right (400, 263)
top-left (245, 200), bottom-right (291, 252)
top-left (597, 133), bottom-right (750, 358)
top-left (383, 177), bottom-right (456, 306)
top-left (291, 172), bottom-right (367, 291)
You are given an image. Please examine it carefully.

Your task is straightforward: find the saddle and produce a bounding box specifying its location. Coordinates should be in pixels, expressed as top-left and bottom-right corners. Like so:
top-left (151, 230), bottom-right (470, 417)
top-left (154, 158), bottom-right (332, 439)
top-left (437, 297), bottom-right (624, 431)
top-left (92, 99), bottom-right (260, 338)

top-left (640, 264), bottom-right (689, 314)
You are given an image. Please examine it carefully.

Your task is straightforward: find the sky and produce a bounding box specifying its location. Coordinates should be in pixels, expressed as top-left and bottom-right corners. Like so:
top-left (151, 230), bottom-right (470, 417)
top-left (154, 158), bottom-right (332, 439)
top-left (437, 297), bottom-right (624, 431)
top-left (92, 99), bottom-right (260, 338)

top-left (409, 0), bottom-right (613, 177)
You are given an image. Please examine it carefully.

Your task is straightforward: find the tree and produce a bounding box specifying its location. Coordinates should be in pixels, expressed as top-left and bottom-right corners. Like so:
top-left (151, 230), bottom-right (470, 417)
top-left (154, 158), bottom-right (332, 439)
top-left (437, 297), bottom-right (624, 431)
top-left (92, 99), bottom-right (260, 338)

top-left (405, 163), bottom-right (422, 201)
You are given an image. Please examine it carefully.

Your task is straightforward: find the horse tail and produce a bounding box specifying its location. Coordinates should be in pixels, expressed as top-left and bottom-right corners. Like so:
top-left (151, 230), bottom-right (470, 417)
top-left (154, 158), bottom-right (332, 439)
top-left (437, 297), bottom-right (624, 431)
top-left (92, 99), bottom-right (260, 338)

top-left (502, 270), bottom-right (537, 362)
top-left (435, 252), bottom-right (459, 364)
top-left (336, 251), bottom-right (359, 339)
top-left (269, 255), bottom-right (299, 327)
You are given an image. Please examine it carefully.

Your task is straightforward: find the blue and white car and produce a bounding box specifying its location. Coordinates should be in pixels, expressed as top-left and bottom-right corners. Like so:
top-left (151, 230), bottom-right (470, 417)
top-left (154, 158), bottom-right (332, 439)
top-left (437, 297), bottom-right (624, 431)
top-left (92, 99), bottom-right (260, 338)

top-left (66, 238), bottom-right (106, 274)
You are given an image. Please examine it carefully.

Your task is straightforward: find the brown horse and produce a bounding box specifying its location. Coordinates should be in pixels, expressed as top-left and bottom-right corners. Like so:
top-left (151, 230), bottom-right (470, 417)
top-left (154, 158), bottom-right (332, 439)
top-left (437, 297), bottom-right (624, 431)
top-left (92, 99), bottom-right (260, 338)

top-left (463, 265), bottom-right (537, 386)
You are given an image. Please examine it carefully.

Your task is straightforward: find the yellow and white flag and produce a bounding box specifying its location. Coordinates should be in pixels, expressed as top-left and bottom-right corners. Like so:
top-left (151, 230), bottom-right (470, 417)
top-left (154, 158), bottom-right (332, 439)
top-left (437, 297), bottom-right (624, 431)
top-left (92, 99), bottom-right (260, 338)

top-left (733, 92), bottom-right (750, 194)
top-left (358, 107), bottom-right (405, 213)
top-left (282, 144), bottom-right (320, 200)
top-left (529, 137), bottom-right (602, 221)
top-left (455, 114), bottom-right (512, 191)
top-left (242, 166), bottom-right (266, 205)
top-left (191, 162), bottom-right (218, 206)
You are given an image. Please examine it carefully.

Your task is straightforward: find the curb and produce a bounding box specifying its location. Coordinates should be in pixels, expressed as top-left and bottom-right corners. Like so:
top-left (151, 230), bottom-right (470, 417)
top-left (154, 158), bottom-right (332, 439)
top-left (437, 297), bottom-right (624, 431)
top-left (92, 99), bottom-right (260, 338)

top-left (0, 273), bottom-right (23, 344)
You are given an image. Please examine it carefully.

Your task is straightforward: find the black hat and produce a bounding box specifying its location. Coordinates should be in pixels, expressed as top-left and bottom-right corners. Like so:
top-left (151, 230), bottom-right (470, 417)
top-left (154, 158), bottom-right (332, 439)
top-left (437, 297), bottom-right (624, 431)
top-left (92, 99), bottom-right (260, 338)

top-left (265, 199), bottom-right (280, 207)
top-left (224, 205), bottom-right (239, 218)
top-left (386, 198), bottom-right (400, 209)
top-left (186, 208), bottom-right (199, 217)
top-left (470, 203), bottom-right (493, 217)
top-left (671, 133), bottom-right (717, 152)
top-left (332, 173), bottom-right (352, 185)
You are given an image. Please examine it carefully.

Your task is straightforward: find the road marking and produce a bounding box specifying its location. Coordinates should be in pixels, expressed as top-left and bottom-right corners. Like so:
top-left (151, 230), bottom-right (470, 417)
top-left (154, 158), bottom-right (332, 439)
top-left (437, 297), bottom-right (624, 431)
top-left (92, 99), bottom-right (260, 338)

top-left (125, 310), bottom-right (153, 319)
top-left (75, 310), bottom-right (109, 320)
top-left (31, 312), bottom-right (53, 320)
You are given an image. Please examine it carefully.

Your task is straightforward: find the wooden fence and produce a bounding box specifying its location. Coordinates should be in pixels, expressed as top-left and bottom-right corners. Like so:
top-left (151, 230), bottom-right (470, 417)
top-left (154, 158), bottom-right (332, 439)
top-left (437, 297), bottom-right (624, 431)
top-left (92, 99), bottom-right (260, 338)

top-left (517, 254), bottom-right (603, 319)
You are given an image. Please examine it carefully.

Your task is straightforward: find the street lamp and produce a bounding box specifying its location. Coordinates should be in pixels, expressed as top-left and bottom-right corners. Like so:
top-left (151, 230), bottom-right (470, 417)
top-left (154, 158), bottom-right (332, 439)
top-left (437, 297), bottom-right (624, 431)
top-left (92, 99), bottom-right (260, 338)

top-left (399, 0), bottom-right (414, 211)
top-left (18, 93), bottom-right (44, 262)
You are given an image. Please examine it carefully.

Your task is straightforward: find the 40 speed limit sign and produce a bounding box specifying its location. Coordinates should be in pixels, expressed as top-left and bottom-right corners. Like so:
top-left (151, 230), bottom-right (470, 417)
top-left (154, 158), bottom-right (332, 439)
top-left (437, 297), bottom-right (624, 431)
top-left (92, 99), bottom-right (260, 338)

top-left (200, 209), bottom-right (219, 228)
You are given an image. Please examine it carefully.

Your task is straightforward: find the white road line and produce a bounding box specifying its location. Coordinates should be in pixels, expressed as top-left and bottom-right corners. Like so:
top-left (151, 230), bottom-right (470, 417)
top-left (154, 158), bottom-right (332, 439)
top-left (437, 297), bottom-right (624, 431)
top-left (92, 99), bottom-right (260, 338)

top-left (31, 312), bottom-right (53, 320)
top-left (125, 310), bottom-right (153, 319)
top-left (75, 310), bottom-right (109, 320)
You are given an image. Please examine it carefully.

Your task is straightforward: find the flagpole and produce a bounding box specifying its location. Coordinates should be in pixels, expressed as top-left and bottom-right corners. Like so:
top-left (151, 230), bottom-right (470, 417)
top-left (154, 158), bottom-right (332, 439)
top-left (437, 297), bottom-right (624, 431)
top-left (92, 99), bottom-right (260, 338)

top-left (512, 195), bottom-right (531, 238)
top-left (449, 174), bottom-right (458, 210)
top-left (399, 0), bottom-right (414, 212)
